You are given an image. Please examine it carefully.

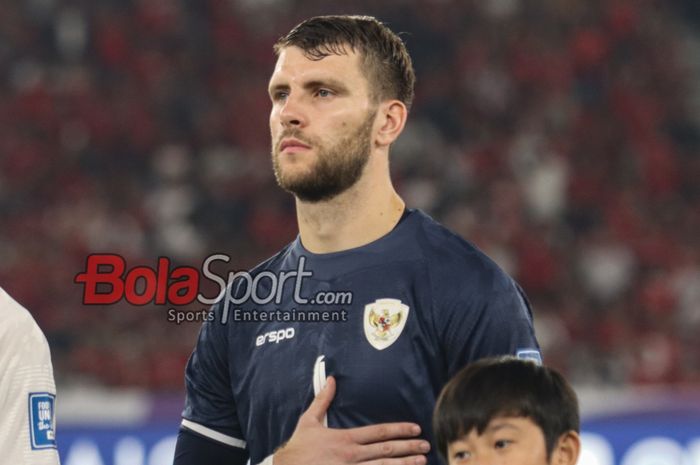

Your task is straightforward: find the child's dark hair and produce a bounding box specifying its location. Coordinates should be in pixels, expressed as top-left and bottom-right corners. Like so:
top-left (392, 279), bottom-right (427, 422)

top-left (433, 357), bottom-right (579, 462)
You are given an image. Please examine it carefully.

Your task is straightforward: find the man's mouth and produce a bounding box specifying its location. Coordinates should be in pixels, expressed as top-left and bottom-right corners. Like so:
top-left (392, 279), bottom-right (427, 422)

top-left (280, 138), bottom-right (311, 154)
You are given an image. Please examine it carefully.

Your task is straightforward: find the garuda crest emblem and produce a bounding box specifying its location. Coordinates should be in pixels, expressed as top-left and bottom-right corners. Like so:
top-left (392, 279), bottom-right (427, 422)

top-left (363, 298), bottom-right (409, 350)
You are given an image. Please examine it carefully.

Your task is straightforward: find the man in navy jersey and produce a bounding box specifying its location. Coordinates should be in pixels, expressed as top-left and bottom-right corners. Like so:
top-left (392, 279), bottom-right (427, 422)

top-left (174, 15), bottom-right (540, 465)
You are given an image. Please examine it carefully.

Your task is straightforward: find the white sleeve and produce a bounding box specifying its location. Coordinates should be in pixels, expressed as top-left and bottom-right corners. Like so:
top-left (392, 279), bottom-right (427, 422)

top-left (0, 287), bottom-right (60, 465)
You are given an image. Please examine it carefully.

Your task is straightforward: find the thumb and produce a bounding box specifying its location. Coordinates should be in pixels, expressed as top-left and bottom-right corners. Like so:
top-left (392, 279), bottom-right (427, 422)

top-left (301, 376), bottom-right (335, 424)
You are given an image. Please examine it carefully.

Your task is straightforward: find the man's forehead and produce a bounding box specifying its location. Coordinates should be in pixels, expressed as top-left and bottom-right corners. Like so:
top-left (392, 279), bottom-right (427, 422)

top-left (270, 45), bottom-right (363, 81)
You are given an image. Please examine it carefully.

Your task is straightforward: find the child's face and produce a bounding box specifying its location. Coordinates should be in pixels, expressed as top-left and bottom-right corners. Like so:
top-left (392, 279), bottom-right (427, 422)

top-left (446, 416), bottom-right (578, 465)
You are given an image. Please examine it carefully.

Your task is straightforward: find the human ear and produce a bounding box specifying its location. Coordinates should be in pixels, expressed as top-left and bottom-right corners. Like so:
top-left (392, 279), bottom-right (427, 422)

top-left (375, 100), bottom-right (408, 147)
top-left (550, 431), bottom-right (580, 465)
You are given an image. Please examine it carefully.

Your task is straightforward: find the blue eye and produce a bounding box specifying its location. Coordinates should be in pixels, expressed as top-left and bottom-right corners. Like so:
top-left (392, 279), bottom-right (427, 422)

top-left (272, 91), bottom-right (288, 101)
top-left (317, 89), bottom-right (332, 97)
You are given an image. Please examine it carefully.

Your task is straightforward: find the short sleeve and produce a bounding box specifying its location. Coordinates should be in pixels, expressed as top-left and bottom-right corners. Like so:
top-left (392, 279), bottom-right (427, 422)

top-left (180, 301), bottom-right (247, 451)
top-left (438, 273), bottom-right (541, 377)
top-left (0, 291), bottom-right (60, 465)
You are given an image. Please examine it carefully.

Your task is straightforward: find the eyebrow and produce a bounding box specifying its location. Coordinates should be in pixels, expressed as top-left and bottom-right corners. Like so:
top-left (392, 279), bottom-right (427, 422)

top-left (268, 77), bottom-right (350, 96)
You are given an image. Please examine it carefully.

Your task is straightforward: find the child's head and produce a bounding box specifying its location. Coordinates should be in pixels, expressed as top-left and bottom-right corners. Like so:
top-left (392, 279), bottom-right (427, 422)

top-left (433, 357), bottom-right (580, 465)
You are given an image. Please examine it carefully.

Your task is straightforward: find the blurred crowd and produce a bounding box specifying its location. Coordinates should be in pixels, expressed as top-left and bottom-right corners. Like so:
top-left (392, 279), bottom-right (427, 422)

top-left (0, 0), bottom-right (698, 389)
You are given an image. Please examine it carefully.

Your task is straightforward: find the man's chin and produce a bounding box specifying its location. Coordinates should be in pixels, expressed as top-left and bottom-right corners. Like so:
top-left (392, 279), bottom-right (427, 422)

top-left (277, 178), bottom-right (343, 203)
top-left (302, 186), bottom-right (357, 203)
top-left (277, 168), bottom-right (314, 188)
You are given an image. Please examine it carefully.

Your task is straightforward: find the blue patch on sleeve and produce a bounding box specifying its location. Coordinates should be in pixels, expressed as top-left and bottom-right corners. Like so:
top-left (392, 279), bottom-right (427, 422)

top-left (28, 392), bottom-right (57, 450)
top-left (516, 349), bottom-right (542, 364)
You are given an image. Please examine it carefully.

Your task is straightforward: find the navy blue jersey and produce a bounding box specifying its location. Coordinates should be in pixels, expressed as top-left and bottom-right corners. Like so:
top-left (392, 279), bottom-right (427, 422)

top-left (179, 209), bottom-right (540, 464)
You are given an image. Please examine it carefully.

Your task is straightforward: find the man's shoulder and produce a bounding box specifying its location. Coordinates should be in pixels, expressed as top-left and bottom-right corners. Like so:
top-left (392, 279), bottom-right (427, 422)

top-left (411, 210), bottom-right (514, 291)
top-left (0, 286), bottom-right (40, 334)
top-left (0, 287), bottom-right (51, 359)
top-left (247, 241), bottom-right (297, 274)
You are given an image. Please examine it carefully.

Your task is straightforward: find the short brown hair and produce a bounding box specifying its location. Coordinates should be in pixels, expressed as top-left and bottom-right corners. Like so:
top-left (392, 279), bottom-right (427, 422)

top-left (274, 15), bottom-right (415, 111)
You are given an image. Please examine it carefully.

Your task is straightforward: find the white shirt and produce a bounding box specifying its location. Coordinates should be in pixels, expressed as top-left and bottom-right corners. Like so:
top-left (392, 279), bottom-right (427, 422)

top-left (0, 286), bottom-right (60, 464)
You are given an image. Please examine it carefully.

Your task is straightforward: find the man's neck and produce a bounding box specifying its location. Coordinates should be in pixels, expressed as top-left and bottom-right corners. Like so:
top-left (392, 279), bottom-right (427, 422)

top-left (295, 172), bottom-right (405, 254)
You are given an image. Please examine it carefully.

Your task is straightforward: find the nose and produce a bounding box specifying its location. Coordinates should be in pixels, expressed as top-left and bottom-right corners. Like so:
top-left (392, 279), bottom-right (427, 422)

top-left (279, 94), bottom-right (306, 128)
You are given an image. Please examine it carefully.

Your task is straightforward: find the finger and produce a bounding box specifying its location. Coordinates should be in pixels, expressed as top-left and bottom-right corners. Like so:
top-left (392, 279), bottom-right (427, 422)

top-left (301, 376), bottom-right (336, 424)
top-left (347, 422), bottom-right (422, 445)
top-left (360, 455), bottom-right (428, 465)
top-left (354, 439), bottom-right (430, 462)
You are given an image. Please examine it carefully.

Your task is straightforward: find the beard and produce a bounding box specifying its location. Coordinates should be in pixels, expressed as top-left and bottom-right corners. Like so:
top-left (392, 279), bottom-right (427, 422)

top-left (271, 109), bottom-right (376, 203)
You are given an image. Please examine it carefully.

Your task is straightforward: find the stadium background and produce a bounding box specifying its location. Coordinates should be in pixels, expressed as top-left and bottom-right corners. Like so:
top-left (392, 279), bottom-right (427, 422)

top-left (1, 0), bottom-right (699, 463)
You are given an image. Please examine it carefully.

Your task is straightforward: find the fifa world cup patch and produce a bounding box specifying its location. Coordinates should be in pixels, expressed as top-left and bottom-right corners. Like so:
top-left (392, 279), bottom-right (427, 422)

top-left (363, 298), bottom-right (409, 350)
top-left (28, 392), bottom-right (57, 450)
top-left (516, 349), bottom-right (542, 364)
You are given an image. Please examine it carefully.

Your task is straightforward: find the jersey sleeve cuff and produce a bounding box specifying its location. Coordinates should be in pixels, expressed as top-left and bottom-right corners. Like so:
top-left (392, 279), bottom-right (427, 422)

top-left (180, 419), bottom-right (247, 449)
